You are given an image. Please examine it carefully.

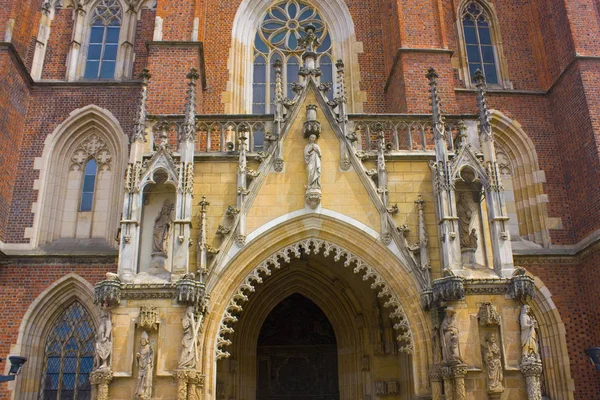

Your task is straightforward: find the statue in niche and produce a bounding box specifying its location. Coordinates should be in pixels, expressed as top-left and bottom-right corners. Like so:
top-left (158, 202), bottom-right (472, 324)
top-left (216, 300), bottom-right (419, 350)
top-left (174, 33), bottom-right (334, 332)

top-left (457, 192), bottom-right (478, 249)
top-left (178, 306), bottom-right (203, 369)
top-left (520, 305), bottom-right (541, 362)
top-left (152, 199), bottom-right (174, 254)
top-left (482, 333), bottom-right (504, 392)
top-left (440, 308), bottom-right (463, 364)
top-left (304, 134), bottom-right (322, 190)
top-left (135, 331), bottom-right (154, 399)
top-left (93, 305), bottom-right (112, 370)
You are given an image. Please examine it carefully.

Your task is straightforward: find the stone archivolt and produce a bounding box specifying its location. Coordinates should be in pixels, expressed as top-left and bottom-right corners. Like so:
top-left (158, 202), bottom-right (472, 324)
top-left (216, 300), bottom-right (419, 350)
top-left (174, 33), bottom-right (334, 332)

top-left (216, 238), bottom-right (414, 359)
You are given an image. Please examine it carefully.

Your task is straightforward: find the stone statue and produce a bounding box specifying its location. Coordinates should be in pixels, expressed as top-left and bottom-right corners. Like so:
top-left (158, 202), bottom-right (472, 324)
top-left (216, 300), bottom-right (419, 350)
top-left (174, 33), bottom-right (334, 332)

top-left (482, 333), bottom-right (504, 393)
top-left (440, 308), bottom-right (463, 364)
top-left (299, 24), bottom-right (319, 53)
top-left (152, 199), bottom-right (174, 254)
top-left (93, 306), bottom-right (112, 370)
top-left (304, 134), bottom-right (322, 190)
top-left (178, 306), bottom-right (203, 369)
top-left (135, 331), bottom-right (154, 399)
top-left (520, 305), bottom-right (540, 362)
top-left (457, 193), bottom-right (477, 249)
top-left (432, 326), bottom-right (442, 365)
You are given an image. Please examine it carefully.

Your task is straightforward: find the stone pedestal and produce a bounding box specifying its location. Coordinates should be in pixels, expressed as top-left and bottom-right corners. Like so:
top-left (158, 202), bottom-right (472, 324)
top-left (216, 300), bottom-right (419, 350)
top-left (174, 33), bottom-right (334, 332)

top-left (305, 188), bottom-right (321, 209)
top-left (461, 248), bottom-right (476, 265)
top-left (521, 361), bottom-right (543, 400)
top-left (442, 364), bottom-right (467, 400)
top-left (429, 365), bottom-right (443, 400)
top-left (173, 369), bottom-right (205, 400)
top-left (90, 368), bottom-right (113, 400)
top-left (149, 252), bottom-right (171, 280)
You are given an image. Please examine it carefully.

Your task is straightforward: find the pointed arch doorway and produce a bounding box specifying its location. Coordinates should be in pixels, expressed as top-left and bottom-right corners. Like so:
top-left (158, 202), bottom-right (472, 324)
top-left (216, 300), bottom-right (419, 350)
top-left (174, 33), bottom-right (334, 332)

top-left (256, 293), bottom-right (340, 400)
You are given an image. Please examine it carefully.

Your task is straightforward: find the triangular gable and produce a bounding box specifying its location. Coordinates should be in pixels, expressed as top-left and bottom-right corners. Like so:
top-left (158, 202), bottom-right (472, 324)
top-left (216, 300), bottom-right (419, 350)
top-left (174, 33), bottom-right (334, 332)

top-left (139, 146), bottom-right (179, 189)
top-left (449, 143), bottom-right (489, 187)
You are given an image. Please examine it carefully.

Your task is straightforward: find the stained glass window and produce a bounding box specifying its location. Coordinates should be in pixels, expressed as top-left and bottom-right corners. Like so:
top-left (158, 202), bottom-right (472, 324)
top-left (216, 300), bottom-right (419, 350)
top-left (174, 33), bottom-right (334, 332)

top-left (462, 1), bottom-right (498, 85)
top-left (253, 0), bottom-right (334, 113)
top-left (79, 159), bottom-right (97, 212)
top-left (84, 0), bottom-right (122, 79)
top-left (40, 302), bottom-right (96, 400)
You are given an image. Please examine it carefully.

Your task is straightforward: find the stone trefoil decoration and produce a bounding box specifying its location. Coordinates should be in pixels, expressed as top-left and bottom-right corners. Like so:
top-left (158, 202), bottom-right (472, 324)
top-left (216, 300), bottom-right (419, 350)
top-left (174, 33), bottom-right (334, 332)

top-left (135, 331), bottom-right (154, 400)
top-left (139, 305), bottom-right (160, 331)
top-left (304, 133), bottom-right (322, 209)
top-left (482, 332), bottom-right (504, 394)
top-left (70, 133), bottom-right (112, 172)
top-left (520, 305), bottom-right (543, 400)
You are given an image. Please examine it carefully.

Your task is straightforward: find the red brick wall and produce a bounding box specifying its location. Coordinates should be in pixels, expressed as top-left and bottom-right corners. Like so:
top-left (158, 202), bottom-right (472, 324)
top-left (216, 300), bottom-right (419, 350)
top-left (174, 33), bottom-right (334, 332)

top-left (132, 8), bottom-right (156, 79)
top-left (0, 49), bottom-right (30, 242)
top-left (526, 258), bottom-right (600, 399)
top-left (5, 85), bottom-right (140, 242)
top-left (41, 7), bottom-right (72, 80)
top-left (0, 261), bottom-right (117, 400)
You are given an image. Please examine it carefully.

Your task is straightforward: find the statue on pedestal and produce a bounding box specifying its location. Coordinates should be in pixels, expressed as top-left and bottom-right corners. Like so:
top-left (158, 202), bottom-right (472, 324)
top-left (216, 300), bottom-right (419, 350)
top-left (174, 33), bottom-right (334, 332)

top-left (135, 331), bottom-right (154, 399)
top-left (153, 199), bottom-right (174, 254)
top-left (304, 134), bottom-right (322, 209)
top-left (440, 308), bottom-right (463, 364)
top-left (520, 305), bottom-right (541, 362)
top-left (457, 193), bottom-right (477, 250)
top-left (178, 306), bottom-right (204, 369)
top-left (93, 306), bottom-right (112, 370)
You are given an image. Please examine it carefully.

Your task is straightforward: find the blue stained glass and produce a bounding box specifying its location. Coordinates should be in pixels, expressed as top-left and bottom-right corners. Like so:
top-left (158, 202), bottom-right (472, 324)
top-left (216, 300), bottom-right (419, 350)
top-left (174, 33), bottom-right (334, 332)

top-left (255, 35), bottom-right (269, 53)
top-left (47, 357), bottom-right (61, 373)
top-left (484, 64), bottom-right (498, 84)
top-left (463, 18), bottom-right (475, 27)
top-left (468, 63), bottom-right (480, 78)
top-left (263, 22), bottom-right (284, 30)
top-left (272, 30), bottom-right (286, 44)
top-left (252, 103), bottom-right (266, 114)
top-left (106, 26), bottom-right (120, 42)
top-left (287, 2), bottom-right (297, 18)
top-left (253, 84), bottom-right (266, 102)
top-left (298, 8), bottom-right (313, 20)
top-left (87, 44), bottom-right (101, 60)
top-left (288, 34), bottom-right (298, 50)
top-left (103, 44), bottom-right (118, 60)
top-left (90, 26), bottom-right (104, 43)
top-left (271, 8), bottom-right (286, 20)
top-left (63, 357), bottom-right (78, 373)
top-left (318, 34), bottom-right (331, 52)
top-left (254, 56), bottom-right (266, 81)
top-left (253, 130), bottom-right (265, 151)
top-left (466, 45), bottom-right (480, 63)
top-left (478, 27), bottom-right (491, 44)
top-left (84, 61), bottom-right (99, 79)
top-left (99, 61), bottom-right (116, 78)
top-left (463, 26), bottom-right (477, 44)
top-left (481, 45), bottom-right (494, 63)
top-left (80, 357), bottom-right (94, 372)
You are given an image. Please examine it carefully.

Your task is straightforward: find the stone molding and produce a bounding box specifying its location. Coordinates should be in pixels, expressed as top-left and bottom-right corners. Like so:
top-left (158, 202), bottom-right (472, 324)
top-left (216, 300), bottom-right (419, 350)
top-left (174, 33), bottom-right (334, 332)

top-left (216, 238), bottom-right (414, 359)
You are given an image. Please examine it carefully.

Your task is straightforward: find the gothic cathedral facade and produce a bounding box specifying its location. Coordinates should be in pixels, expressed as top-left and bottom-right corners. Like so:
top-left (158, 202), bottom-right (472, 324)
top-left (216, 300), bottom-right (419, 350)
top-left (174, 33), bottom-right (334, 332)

top-left (0, 0), bottom-right (599, 399)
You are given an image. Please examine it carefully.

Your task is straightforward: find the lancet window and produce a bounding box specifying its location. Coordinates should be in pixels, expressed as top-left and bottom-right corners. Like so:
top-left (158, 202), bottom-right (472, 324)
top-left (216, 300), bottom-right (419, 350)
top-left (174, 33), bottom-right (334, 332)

top-left (84, 0), bottom-right (122, 79)
top-left (252, 0), bottom-right (333, 114)
top-left (39, 302), bottom-right (96, 400)
top-left (79, 159), bottom-right (98, 212)
top-left (461, 1), bottom-right (500, 85)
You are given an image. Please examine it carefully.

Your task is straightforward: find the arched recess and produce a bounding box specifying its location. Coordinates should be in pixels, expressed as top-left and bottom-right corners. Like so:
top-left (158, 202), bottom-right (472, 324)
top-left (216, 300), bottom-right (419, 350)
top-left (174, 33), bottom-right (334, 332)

top-left (32, 105), bottom-right (128, 249)
top-left (9, 273), bottom-right (100, 400)
top-left (224, 0), bottom-right (366, 113)
top-left (201, 213), bottom-right (432, 398)
top-left (490, 110), bottom-right (551, 247)
top-left (528, 275), bottom-right (575, 400)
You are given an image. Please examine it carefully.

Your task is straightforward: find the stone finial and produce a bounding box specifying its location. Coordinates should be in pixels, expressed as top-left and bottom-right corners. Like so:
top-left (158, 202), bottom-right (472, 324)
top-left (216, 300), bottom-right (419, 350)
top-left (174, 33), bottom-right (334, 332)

top-left (132, 69), bottom-right (151, 143)
top-left (473, 69), bottom-right (486, 88)
top-left (273, 59), bottom-right (283, 102)
top-left (183, 68), bottom-right (199, 143)
top-left (473, 69), bottom-right (493, 140)
top-left (426, 68), bottom-right (446, 141)
top-left (303, 104), bottom-right (321, 138)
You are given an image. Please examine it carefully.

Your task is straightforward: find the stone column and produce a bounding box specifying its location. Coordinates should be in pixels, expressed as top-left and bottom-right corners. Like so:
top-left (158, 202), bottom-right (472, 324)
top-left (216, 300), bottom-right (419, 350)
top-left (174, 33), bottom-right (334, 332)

top-left (441, 366), bottom-right (455, 400)
top-left (429, 366), bottom-right (443, 400)
top-left (521, 361), bottom-right (543, 400)
top-left (174, 370), bottom-right (189, 400)
top-left (90, 369), bottom-right (113, 400)
top-left (173, 369), bottom-right (205, 400)
top-left (451, 364), bottom-right (467, 400)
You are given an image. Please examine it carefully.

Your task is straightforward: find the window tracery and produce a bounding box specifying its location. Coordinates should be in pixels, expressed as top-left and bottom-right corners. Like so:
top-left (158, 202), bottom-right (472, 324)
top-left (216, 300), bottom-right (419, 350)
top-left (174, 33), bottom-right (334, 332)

top-left (461, 1), bottom-right (498, 85)
top-left (84, 0), bottom-right (122, 79)
top-left (40, 301), bottom-right (96, 400)
top-left (252, 0), bottom-right (333, 114)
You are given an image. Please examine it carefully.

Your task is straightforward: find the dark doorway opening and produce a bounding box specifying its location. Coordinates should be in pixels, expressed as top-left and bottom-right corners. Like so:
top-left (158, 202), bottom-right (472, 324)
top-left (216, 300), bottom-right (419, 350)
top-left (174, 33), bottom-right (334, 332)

top-left (257, 293), bottom-right (340, 400)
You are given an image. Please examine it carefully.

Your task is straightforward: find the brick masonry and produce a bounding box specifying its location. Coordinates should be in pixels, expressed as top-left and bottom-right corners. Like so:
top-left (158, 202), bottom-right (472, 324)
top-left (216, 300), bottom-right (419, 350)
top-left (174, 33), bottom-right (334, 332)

top-left (0, 0), bottom-right (600, 398)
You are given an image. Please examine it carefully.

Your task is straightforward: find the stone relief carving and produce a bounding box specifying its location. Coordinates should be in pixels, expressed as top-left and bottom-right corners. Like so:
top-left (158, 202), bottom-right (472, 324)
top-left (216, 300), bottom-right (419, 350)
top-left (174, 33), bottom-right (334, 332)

top-left (135, 331), bottom-right (154, 399)
top-left (482, 333), bottom-right (504, 393)
top-left (520, 305), bottom-right (540, 362)
top-left (93, 306), bottom-right (112, 370)
top-left (216, 238), bottom-right (414, 359)
top-left (139, 305), bottom-right (159, 331)
top-left (478, 301), bottom-right (501, 326)
top-left (440, 308), bottom-right (463, 364)
top-left (304, 134), bottom-right (322, 209)
top-left (153, 199), bottom-right (174, 254)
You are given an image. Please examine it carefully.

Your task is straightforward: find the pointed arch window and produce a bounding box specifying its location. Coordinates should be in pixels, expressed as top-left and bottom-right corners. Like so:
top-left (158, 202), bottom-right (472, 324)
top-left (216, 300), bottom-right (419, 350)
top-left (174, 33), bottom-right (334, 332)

top-left (79, 159), bottom-right (97, 212)
top-left (84, 0), bottom-right (122, 79)
top-left (40, 302), bottom-right (96, 400)
top-left (252, 0), bottom-right (334, 114)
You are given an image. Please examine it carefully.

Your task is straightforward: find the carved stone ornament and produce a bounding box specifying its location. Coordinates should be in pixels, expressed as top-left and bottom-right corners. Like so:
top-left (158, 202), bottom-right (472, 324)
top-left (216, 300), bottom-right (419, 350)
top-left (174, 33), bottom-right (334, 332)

top-left (175, 275), bottom-right (207, 307)
top-left (274, 157), bottom-right (284, 172)
top-left (520, 361), bottom-right (543, 400)
top-left (93, 306), bottom-right (113, 371)
top-left (135, 331), bottom-right (154, 399)
top-left (173, 369), bottom-right (205, 400)
top-left (216, 238), bottom-right (414, 359)
top-left (89, 368), bottom-right (113, 400)
top-left (440, 308), bottom-right (463, 365)
top-left (139, 305), bottom-right (160, 331)
top-left (152, 199), bottom-right (174, 254)
top-left (304, 134), bottom-right (322, 209)
top-left (510, 267), bottom-right (536, 301)
top-left (303, 105), bottom-right (321, 138)
top-left (520, 305), bottom-right (541, 363)
top-left (432, 275), bottom-right (465, 305)
top-left (70, 133), bottom-right (112, 172)
top-left (94, 272), bottom-right (122, 307)
top-left (178, 306), bottom-right (203, 369)
top-left (478, 301), bottom-right (501, 326)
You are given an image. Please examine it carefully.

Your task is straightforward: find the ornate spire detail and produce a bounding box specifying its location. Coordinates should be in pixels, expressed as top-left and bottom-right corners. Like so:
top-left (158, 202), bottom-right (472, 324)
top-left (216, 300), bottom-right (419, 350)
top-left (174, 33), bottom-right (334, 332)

top-left (197, 196), bottom-right (210, 275)
top-left (426, 68), bottom-right (446, 142)
top-left (473, 69), bottom-right (493, 141)
top-left (415, 196), bottom-right (431, 286)
top-left (132, 69), bottom-right (151, 143)
top-left (183, 68), bottom-right (200, 143)
top-left (298, 25), bottom-right (322, 79)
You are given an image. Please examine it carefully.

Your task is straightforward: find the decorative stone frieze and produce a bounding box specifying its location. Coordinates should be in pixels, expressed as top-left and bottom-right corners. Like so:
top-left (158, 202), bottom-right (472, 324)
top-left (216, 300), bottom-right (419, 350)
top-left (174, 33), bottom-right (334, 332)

top-left (175, 276), bottom-right (207, 307)
top-left (139, 305), bottom-right (160, 331)
top-left (478, 301), bottom-right (501, 326)
top-left (216, 238), bottom-right (414, 359)
top-left (432, 275), bottom-right (465, 304)
top-left (510, 267), bottom-right (536, 301)
top-left (94, 273), bottom-right (122, 307)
